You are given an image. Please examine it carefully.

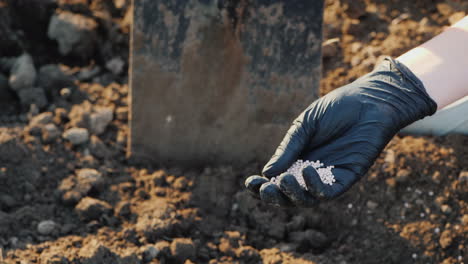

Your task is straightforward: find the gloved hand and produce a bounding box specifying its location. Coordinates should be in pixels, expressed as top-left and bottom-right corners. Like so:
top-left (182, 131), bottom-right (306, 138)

top-left (245, 58), bottom-right (437, 207)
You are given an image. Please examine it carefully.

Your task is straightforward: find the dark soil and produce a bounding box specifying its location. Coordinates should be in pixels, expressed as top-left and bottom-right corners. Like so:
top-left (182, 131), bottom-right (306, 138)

top-left (0, 0), bottom-right (467, 263)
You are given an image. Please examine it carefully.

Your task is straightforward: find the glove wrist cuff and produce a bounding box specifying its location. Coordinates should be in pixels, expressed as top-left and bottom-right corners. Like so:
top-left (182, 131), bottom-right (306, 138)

top-left (386, 57), bottom-right (438, 117)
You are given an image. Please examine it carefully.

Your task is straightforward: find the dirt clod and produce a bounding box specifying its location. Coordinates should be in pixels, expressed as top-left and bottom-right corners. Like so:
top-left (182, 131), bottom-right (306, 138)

top-left (75, 197), bottom-right (113, 221)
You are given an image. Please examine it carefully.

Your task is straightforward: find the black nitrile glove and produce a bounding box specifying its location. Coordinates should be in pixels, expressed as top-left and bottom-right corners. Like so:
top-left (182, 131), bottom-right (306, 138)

top-left (245, 57), bottom-right (437, 207)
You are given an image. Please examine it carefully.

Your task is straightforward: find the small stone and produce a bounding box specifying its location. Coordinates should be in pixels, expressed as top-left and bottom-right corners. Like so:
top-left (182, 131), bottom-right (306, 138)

top-left (439, 229), bottom-right (453, 249)
top-left (90, 108), bottom-right (113, 135)
top-left (42, 124), bottom-right (61, 143)
top-left (142, 245), bottom-right (160, 262)
top-left (396, 169), bottom-right (411, 183)
top-left (114, 0), bottom-right (127, 9)
top-left (75, 197), bottom-right (113, 221)
top-left (462, 214), bottom-right (468, 225)
top-left (30, 112), bottom-right (54, 127)
top-left (105, 57), bottom-right (125, 75)
top-left (449, 12), bottom-right (466, 25)
top-left (436, 3), bottom-right (453, 16)
top-left (47, 10), bottom-right (98, 58)
top-left (63, 127), bottom-right (89, 145)
top-left (37, 220), bottom-right (58, 235)
top-left (170, 238), bottom-right (195, 262)
top-left (458, 171), bottom-right (468, 183)
top-left (9, 53), bottom-right (36, 92)
top-left (322, 38), bottom-right (339, 59)
top-left (366, 200), bottom-right (378, 210)
top-left (440, 204), bottom-right (452, 214)
top-left (76, 168), bottom-right (103, 189)
top-left (432, 171), bottom-right (442, 183)
top-left (60, 87), bottom-right (72, 98)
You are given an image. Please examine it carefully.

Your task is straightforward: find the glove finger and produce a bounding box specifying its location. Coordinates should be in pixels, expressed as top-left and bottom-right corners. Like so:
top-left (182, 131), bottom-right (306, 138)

top-left (302, 166), bottom-right (347, 200)
top-left (277, 173), bottom-right (318, 207)
top-left (244, 175), bottom-right (269, 198)
top-left (262, 118), bottom-right (311, 178)
top-left (259, 182), bottom-right (293, 207)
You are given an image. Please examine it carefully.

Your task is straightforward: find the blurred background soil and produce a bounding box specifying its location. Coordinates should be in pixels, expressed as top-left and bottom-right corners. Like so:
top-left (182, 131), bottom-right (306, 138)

top-left (0, 0), bottom-right (466, 263)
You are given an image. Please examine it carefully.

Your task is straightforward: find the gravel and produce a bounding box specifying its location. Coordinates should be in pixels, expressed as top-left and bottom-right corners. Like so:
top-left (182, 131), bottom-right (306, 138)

top-left (105, 57), bottom-right (125, 75)
top-left (89, 108), bottom-right (113, 135)
top-left (141, 245), bottom-right (160, 262)
top-left (63, 127), bottom-right (89, 145)
top-left (42, 124), bottom-right (61, 143)
top-left (29, 112), bottom-right (54, 127)
top-left (8, 53), bottom-right (36, 92)
top-left (37, 220), bottom-right (58, 235)
top-left (76, 168), bottom-right (103, 189)
top-left (48, 10), bottom-right (98, 58)
top-left (75, 197), bottom-right (113, 221)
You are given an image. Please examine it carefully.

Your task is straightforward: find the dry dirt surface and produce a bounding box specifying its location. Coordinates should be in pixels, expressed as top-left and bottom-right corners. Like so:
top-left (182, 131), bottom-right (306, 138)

top-left (0, 0), bottom-right (467, 263)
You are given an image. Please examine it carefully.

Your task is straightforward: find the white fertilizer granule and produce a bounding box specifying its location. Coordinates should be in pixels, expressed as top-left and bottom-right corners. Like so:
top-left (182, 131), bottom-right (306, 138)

top-left (270, 160), bottom-right (336, 189)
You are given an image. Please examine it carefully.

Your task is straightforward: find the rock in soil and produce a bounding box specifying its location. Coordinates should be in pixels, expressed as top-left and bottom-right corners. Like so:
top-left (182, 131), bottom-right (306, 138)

top-left (59, 169), bottom-right (104, 205)
top-left (47, 10), bottom-right (98, 58)
top-left (29, 112), bottom-right (54, 127)
top-left (63, 127), bottom-right (89, 145)
top-left (90, 107), bottom-right (113, 135)
top-left (37, 220), bottom-right (59, 235)
top-left (75, 197), bottom-right (113, 221)
top-left (42, 123), bottom-right (61, 143)
top-left (106, 57), bottom-right (125, 75)
top-left (8, 53), bottom-right (36, 92)
top-left (77, 168), bottom-right (104, 188)
top-left (141, 245), bottom-right (160, 262)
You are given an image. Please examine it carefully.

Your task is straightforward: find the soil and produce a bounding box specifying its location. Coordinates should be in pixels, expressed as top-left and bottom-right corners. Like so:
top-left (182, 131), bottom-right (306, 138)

top-left (0, 0), bottom-right (467, 264)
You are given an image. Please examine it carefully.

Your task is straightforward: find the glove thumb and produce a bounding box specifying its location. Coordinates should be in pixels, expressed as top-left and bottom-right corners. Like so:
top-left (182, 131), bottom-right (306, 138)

top-left (262, 117), bottom-right (311, 178)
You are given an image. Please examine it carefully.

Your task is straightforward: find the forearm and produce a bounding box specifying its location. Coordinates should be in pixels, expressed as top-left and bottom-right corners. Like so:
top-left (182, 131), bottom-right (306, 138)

top-left (397, 16), bottom-right (468, 109)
